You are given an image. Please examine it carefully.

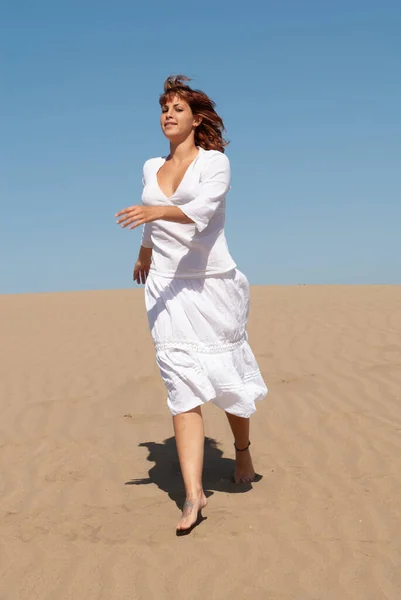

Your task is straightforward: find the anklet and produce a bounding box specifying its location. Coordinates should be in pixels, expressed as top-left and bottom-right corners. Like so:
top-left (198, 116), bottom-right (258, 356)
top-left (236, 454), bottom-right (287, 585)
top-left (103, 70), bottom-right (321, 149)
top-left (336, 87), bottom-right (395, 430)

top-left (234, 441), bottom-right (251, 452)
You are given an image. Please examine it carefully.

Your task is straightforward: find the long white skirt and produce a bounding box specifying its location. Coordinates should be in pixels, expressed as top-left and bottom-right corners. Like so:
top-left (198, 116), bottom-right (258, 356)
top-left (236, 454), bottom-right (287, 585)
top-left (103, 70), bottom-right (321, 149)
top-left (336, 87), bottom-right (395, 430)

top-left (144, 269), bottom-right (267, 417)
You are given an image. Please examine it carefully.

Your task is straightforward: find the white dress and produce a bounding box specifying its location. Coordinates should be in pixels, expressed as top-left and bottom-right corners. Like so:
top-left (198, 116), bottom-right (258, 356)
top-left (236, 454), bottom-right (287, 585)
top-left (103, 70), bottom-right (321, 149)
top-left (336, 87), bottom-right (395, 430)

top-left (141, 147), bottom-right (267, 417)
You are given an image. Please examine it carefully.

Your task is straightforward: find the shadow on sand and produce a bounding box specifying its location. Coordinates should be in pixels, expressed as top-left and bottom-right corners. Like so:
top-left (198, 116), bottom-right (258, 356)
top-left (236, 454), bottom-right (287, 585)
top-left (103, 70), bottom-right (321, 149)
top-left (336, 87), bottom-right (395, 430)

top-left (125, 436), bottom-right (262, 514)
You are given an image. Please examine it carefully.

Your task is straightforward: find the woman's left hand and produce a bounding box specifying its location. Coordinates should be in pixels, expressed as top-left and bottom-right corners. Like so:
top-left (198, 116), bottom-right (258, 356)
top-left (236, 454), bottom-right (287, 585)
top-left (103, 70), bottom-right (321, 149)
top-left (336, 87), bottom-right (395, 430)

top-left (115, 206), bottom-right (161, 229)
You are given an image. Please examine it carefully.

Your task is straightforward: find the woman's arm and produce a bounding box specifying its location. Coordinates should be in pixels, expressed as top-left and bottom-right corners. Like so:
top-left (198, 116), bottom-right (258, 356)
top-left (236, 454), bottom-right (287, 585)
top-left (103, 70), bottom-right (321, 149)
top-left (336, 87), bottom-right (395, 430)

top-left (115, 152), bottom-right (229, 231)
top-left (116, 205), bottom-right (193, 229)
top-left (156, 205), bottom-right (194, 224)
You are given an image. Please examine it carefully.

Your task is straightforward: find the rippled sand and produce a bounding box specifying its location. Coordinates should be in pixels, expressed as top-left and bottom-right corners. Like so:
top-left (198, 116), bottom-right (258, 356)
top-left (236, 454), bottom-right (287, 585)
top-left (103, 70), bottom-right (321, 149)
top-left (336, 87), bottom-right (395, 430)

top-left (1, 286), bottom-right (400, 599)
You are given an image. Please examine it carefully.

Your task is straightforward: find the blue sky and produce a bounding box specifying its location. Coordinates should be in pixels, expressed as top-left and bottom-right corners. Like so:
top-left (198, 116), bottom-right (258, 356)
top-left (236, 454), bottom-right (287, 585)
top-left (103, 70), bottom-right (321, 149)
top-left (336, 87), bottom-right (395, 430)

top-left (1, 0), bottom-right (400, 293)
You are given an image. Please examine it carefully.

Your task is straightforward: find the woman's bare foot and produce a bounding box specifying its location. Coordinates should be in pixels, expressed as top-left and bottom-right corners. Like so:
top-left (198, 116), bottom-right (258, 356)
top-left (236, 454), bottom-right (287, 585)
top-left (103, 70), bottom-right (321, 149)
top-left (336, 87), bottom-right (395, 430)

top-left (176, 491), bottom-right (207, 533)
top-left (234, 447), bottom-right (255, 484)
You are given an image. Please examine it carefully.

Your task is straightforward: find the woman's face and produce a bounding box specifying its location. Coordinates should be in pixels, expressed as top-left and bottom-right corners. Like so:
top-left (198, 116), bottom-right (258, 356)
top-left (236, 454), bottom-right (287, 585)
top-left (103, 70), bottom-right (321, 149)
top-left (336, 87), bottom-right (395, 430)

top-left (160, 95), bottom-right (201, 141)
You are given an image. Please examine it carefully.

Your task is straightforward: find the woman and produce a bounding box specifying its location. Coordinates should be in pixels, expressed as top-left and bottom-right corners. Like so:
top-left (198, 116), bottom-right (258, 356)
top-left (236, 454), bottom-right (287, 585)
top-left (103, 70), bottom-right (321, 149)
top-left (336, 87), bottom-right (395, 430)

top-left (116, 75), bottom-right (267, 534)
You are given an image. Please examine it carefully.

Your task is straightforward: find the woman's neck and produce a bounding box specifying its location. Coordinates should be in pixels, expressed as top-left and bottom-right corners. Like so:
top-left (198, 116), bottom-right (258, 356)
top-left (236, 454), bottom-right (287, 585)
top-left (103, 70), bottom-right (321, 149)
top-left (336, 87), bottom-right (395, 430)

top-left (168, 137), bottom-right (199, 163)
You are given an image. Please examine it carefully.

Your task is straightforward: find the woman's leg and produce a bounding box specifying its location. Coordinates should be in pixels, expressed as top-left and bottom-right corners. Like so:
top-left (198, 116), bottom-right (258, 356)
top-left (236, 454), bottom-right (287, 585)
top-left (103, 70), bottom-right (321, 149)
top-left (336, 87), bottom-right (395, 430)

top-left (173, 406), bottom-right (207, 531)
top-left (225, 412), bottom-right (256, 483)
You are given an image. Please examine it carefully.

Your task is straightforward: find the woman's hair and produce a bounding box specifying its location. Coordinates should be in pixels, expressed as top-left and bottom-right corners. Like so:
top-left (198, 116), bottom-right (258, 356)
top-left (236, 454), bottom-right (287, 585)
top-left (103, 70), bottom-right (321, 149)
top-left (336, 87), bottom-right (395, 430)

top-left (159, 75), bottom-right (229, 153)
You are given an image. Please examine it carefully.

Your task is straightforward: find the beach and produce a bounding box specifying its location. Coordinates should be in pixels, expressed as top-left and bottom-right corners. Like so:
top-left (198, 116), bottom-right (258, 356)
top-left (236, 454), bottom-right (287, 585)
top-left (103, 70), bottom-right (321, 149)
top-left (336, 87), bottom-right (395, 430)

top-left (1, 285), bottom-right (400, 599)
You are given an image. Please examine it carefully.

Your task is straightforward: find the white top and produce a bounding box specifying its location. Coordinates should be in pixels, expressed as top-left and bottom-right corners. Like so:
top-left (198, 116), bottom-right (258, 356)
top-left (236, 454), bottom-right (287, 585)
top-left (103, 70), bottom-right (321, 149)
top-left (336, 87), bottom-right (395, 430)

top-left (141, 147), bottom-right (237, 279)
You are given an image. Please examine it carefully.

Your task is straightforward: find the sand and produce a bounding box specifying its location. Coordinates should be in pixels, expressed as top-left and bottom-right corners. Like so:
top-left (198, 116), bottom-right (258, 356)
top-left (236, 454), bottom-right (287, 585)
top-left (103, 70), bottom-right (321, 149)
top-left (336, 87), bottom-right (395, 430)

top-left (0, 285), bottom-right (400, 600)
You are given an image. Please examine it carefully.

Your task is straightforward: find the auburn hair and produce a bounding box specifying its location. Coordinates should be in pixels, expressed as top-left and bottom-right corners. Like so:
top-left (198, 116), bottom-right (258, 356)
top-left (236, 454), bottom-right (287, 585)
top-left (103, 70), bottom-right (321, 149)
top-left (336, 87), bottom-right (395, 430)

top-left (159, 75), bottom-right (229, 153)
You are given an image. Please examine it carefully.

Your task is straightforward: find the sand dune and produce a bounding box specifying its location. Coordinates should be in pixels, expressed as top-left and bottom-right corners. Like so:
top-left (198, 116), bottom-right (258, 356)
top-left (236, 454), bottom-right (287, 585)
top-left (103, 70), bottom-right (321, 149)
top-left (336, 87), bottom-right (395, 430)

top-left (1, 286), bottom-right (400, 599)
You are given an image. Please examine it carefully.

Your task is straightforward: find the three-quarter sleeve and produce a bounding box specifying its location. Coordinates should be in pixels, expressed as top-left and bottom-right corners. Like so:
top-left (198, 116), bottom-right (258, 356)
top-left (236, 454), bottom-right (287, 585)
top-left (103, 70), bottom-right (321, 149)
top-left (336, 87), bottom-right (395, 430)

top-left (179, 152), bottom-right (230, 233)
top-left (141, 161), bottom-right (153, 248)
top-left (141, 223), bottom-right (153, 248)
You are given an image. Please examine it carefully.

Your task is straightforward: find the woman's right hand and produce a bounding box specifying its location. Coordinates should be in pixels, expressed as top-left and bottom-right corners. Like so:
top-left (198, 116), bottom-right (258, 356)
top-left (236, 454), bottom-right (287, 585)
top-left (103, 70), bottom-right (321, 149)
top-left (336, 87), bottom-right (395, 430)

top-left (133, 246), bottom-right (152, 284)
top-left (133, 259), bottom-right (150, 284)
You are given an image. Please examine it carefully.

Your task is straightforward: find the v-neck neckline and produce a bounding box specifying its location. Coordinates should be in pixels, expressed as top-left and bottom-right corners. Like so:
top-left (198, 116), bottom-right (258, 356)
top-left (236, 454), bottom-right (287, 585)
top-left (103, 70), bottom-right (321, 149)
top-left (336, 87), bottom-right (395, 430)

top-left (156, 148), bottom-right (201, 200)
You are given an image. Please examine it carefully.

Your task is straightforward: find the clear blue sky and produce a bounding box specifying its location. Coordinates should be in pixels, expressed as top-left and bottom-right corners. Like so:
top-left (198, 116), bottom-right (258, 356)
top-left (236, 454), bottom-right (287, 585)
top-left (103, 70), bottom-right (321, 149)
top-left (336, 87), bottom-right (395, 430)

top-left (1, 0), bottom-right (400, 293)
